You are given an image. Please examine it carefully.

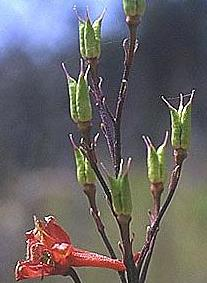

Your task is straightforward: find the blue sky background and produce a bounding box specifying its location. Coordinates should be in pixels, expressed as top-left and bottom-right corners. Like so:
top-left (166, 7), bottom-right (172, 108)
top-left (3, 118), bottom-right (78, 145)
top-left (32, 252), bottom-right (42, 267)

top-left (0, 0), bottom-right (125, 59)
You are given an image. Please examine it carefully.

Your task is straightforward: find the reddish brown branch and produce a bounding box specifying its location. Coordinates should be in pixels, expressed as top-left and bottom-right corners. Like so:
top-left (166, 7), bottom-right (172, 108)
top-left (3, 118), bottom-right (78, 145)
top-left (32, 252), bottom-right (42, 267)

top-left (137, 149), bottom-right (187, 282)
top-left (64, 267), bottom-right (82, 283)
top-left (118, 215), bottom-right (138, 283)
top-left (114, 24), bottom-right (139, 177)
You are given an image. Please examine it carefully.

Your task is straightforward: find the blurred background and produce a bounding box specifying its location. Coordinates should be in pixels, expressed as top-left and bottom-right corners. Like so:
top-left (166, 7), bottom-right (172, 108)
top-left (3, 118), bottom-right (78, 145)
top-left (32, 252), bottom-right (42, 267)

top-left (1, 0), bottom-right (207, 282)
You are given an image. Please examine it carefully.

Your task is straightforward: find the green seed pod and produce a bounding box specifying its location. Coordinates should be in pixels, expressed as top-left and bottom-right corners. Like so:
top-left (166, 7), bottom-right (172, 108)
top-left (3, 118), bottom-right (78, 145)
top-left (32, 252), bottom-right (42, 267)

top-left (180, 93), bottom-right (193, 150)
top-left (108, 176), bottom-right (123, 215)
top-left (62, 63), bottom-right (78, 123)
top-left (143, 136), bottom-right (160, 183)
top-left (79, 20), bottom-right (86, 59)
top-left (143, 134), bottom-right (168, 184)
top-left (77, 10), bottom-right (104, 59)
top-left (76, 63), bottom-right (92, 122)
top-left (70, 135), bottom-right (96, 186)
top-left (105, 158), bottom-right (132, 216)
top-left (162, 91), bottom-right (194, 150)
top-left (123, 0), bottom-right (146, 17)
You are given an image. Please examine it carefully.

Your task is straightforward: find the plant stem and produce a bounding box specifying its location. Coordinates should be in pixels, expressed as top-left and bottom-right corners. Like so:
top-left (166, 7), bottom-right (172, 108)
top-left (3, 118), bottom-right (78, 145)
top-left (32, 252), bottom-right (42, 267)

top-left (118, 215), bottom-right (138, 283)
top-left (114, 23), bottom-right (138, 177)
top-left (89, 59), bottom-right (116, 166)
top-left (64, 267), bottom-right (82, 283)
top-left (79, 141), bottom-right (127, 283)
top-left (139, 232), bottom-right (158, 283)
top-left (137, 148), bottom-right (187, 282)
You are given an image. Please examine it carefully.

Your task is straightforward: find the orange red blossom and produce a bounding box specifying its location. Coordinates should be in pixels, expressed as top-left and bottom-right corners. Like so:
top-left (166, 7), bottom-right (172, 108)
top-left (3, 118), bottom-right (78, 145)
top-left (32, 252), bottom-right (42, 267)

top-left (15, 216), bottom-right (126, 280)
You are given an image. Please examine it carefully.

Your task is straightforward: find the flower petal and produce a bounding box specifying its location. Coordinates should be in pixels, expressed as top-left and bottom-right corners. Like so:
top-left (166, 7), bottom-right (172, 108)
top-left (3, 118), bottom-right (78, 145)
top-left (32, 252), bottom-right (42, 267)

top-left (70, 248), bottom-right (126, 271)
top-left (15, 260), bottom-right (55, 281)
top-left (32, 216), bottom-right (71, 247)
top-left (43, 216), bottom-right (71, 244)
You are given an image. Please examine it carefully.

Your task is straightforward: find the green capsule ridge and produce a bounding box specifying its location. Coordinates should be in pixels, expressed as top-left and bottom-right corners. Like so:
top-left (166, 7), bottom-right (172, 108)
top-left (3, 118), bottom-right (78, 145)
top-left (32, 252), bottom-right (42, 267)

top-left (143, 132), bottom-right (168, 184)
top-left (78, 10), bottom-right (104, 59)
top-left (79, 20), bottom-right (86, 58)
top-left (106, 158), bottom-right (132, 216)
top-left (119, 165), bottom-right (132, 215)
top-left (180, 94), bottom-right (193, 150)
top-left (84, 156), bottom-right (96, 184)
top-left (162, 90), bottom-right (194, 150)
top-left (123, 0), bottom-right (146, 17)
top-left (92, 11), bottom-right (104, 59)
top-left (68, 76), bottom-right (78, 123)
top-left (76, 64), bottom-right (92, 122)
top-left (62, 63), bottom-right (78, 123)
top-left (74, 147), bottom-right (86, 186)
top-left (84, 17), bottom-right (98, 59)
top-left (108, 176), bottom-right (123, 215)
top-left (157, 132), bottom-right (169, 183)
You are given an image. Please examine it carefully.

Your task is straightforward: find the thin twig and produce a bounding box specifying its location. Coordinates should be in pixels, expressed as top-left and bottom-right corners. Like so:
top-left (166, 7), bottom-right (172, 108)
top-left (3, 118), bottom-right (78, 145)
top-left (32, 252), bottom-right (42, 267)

top-left (83, 184), bottom-right (127, 283)
top-left (137, 161), bottom-right (184, 281)
top-left (88, 59), bottom-right (116, 166)
top-left (114, 24), bottom-right (138, 177)
top-left (80, 144), bottom-right (127, 283)
top-left (118, 215), bottom-right (139, 283)
top-left (139, 232), bottom-right (158, 283)
top-left (113, 23), bottom-right (139, 283)
top-left (64, 267), bottom-right (82, 283)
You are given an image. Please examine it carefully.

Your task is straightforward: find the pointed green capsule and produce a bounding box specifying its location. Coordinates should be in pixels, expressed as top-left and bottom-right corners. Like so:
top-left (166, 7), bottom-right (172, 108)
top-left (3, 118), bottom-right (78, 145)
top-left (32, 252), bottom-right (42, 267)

top-left (143, 132), bottom-right (168, 184)
top-left (105, 159), bottom-right (132, 216)
top-left (78, 10), bottom-right (104, 59)
top-left (76, 63), bottom-right (92, 122)
top-left (62, 61), bottom-right (92, 124)
top-left (70, 135), bottom-right (96, 186)
top-left (162, 90), bottom-right (194, 150)
top-left (123, 0), bottom-right (146, 17)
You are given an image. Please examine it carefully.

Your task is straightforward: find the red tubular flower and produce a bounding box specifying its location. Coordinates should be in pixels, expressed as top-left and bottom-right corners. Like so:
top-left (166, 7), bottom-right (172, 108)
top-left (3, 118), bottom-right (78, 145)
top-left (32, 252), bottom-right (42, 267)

top-left (15, 216), bottom-right (126, 281)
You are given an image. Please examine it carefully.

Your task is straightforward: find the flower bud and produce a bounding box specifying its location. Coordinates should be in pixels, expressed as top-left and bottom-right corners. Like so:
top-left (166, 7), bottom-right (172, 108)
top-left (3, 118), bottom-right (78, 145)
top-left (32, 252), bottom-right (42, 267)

top-left (123, 0), bottom-right (146, 18)
top-left (105, 158), bottom-right (132, 216)
top-left (162, 90), bottom-right (194, 150)
top-left (78, 10), bottom-right (104, 59)
top-left (143, 132), bottom-right (168, 184)
top-left (70, 135), bottom-right (96, 186)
